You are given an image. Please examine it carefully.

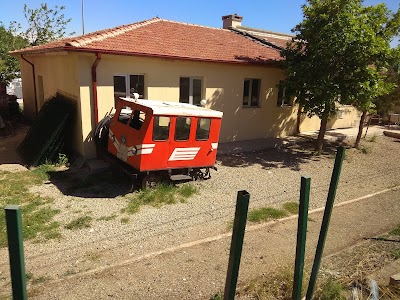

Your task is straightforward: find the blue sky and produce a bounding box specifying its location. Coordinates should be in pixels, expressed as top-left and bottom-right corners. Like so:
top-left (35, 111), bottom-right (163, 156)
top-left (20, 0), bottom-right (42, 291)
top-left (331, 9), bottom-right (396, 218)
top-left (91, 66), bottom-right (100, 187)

top-left (0, 0), bottom-right (399, 45)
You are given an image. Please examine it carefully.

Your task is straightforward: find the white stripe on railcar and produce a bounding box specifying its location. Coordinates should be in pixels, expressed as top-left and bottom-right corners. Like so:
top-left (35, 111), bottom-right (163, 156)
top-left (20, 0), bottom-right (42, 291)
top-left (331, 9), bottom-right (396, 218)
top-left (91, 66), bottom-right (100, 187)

top-left (169, 147), bottom-right (200, 161)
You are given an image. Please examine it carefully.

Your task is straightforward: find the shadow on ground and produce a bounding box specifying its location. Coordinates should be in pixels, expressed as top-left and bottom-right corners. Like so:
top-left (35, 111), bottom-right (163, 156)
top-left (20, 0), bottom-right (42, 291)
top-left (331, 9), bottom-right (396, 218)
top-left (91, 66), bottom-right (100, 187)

top-left (47, 168), bottom-right (136, 199)
top-left (218, 139), bottom-right (345, 171)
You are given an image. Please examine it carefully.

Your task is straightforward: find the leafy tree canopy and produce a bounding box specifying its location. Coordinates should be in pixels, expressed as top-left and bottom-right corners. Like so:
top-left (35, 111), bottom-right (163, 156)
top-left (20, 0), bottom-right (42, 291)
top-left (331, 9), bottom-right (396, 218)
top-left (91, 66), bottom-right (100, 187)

top-left (281, 0), bottom-right (400, 150)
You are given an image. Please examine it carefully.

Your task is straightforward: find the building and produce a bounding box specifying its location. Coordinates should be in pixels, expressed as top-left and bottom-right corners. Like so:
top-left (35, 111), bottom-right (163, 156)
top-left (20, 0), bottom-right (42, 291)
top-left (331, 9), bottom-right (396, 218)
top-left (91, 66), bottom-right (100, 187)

top-left (11, 15), bottom-right (360, 159)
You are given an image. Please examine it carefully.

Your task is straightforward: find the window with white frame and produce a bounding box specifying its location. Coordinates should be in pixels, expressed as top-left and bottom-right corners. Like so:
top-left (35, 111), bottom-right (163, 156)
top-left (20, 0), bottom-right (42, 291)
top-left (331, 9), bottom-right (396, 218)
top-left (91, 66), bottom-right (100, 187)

top-left (277, 81), bottom-right (292, 107)
top-left (243, 78), bottom-right (261, 107)
top-left (113, 74), bottom-right (144, 107)
top-left (179, 77), bottom-right (202, 106)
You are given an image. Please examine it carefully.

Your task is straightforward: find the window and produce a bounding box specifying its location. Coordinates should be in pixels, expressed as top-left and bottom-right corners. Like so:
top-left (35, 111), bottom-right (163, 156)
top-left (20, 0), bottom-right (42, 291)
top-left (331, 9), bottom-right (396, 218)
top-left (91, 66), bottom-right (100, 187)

top-left (153, 116), bottom-right (170, 141)
top-left (277, 81), bottom-right (292, 106)
top-left (175, 117), bottom-right (191, 141)
top-left (129, 110), bottom-right (146, 130)
top-left (118, 106), bottom-right (132, 125)
top-left (196, 118), bottom-right (211, 141)
top-left (179, 77), bottom-right (202, 106)
top-left (243, 79), bottom-right (260, 107)
top-left (113, 74), bottom-right (145, 106)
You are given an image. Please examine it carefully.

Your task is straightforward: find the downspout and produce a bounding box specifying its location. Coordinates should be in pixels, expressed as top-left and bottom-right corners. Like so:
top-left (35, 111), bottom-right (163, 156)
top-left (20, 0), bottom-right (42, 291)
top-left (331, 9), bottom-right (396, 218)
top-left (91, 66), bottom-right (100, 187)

top-left (21, 54), bottom-right (38, 119)
top-left (91, 52), bottom-right (102, 126)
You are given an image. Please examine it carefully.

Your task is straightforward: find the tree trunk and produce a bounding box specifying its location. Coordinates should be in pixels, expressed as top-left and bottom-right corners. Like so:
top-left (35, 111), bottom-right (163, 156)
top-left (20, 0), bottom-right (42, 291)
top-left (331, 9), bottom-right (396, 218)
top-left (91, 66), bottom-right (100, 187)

top-left (296, 104), bottom-right (302, 134)
top-left (355, 110), bottom-right (367, 149)
top-left (316, 115), bottom-right (328, 152)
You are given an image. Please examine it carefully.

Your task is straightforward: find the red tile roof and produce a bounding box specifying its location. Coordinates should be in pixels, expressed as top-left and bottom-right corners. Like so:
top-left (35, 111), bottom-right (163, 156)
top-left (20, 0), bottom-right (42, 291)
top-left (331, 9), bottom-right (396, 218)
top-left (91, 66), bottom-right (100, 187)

top-left (11, 18), bottom-right (283, 65)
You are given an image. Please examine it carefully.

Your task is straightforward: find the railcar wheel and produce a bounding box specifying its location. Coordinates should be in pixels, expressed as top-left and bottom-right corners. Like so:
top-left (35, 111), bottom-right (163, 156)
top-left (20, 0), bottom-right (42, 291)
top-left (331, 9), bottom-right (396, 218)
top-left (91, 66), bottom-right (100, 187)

top-left (142, 174), bottom-right (164, 189)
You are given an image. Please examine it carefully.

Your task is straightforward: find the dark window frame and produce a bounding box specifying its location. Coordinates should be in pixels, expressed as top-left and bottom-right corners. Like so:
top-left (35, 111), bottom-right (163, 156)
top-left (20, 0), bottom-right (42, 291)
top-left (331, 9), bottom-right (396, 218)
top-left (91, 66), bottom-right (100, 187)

top-left (242, 78), bottom-right (261, 108)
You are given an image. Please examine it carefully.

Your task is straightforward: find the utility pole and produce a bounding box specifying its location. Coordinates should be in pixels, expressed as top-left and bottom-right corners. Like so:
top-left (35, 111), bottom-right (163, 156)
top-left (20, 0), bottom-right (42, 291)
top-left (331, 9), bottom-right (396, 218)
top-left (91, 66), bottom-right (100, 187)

top-left (82, 0), bottom-right (85, 35)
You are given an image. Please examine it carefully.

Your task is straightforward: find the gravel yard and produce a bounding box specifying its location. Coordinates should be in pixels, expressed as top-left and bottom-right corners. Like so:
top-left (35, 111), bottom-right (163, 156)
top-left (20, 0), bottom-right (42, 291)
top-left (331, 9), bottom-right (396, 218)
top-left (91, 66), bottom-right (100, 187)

top-left (1, 134), bottom-right (400, 296)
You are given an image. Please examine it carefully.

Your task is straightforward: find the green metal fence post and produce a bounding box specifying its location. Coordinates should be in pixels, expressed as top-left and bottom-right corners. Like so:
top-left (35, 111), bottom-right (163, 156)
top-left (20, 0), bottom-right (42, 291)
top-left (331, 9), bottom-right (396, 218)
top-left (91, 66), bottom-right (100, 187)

top-left (224, 190), bottom-right (250, 300)
top-left (5, 205), bottom-right (28, 300)
top-left (292, 176), bottom-right (311, 300)
top-left (305, 146), bottom-right (345, 300)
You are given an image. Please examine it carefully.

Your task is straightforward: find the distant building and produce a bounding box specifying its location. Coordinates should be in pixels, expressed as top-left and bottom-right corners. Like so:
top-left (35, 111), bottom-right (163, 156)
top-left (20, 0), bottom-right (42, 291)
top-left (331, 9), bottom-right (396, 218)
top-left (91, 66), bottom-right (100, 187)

top-left (7, 78), bottom-right (23, 99)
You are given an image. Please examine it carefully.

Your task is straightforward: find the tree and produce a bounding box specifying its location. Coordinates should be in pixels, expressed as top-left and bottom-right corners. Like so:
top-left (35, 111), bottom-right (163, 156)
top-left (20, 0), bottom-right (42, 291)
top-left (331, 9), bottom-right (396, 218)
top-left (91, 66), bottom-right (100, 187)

top-left (23, 3), bottom-right (75, 46)
top-left (281, 0), bottom-right (400, 151)
top-left (0, 23), bottom-right (28, 83)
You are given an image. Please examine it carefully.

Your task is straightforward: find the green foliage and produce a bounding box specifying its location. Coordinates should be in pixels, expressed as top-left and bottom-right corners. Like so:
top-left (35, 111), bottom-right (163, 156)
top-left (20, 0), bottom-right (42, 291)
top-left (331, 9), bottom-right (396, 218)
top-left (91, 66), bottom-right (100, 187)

top-left (0, 23), bottom-right (28, 83)
top-left (391, 249), bottom-right (400, 259)
top-left (64, 216), bottom-right (93, 230)
top-left (248, 207), bottom-right (288, 223)
top-left (209, 292), bottom-right (223, 300)
top-left (281, 0), bottom-right (400, 150)
top-left (23, 3), bottom-right (75, 46)
top-left (123, 183), bottom-right (198, 214)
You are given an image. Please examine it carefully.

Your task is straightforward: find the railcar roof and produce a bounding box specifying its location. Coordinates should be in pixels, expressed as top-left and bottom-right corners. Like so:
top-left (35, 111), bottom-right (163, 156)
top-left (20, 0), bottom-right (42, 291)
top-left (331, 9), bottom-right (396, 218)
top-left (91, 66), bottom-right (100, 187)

top-left (120, 98), bottom-right (223, 118)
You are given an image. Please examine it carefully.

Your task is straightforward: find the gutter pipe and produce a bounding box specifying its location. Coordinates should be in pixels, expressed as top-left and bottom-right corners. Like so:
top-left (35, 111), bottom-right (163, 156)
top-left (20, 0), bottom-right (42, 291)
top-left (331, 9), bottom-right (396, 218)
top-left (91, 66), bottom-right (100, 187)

top-left (91, 52), bottom-right (102, 126)
top-left (21, 54), bottom-right (38, 119)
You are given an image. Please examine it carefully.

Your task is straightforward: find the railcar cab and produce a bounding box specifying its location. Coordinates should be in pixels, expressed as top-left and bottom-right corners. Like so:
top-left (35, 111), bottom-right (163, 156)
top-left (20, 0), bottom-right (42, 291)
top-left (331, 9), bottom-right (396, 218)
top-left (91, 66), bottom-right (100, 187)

top-left (107, 97), bottom-right (223, 186)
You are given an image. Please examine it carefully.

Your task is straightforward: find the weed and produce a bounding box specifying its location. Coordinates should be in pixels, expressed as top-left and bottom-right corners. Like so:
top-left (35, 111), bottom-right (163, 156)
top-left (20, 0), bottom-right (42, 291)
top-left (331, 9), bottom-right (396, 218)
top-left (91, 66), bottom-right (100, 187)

top-left (26, 272), bottom-right (34, 281)
top-left (209, 292), bottom-right (223, 300)
top-left (56, 153), bottom-right (68, 167)
top-left (0, 168), bottom-right (61, 247)
top-left (31, 275), bottom-right (50, 285)
top-left (248, 207), bottom-right (288, 223)
top-left (315, 278), bottom-right (346, 300)
top-left (391, 249), bottom-right (400, 259)
top-left (97, 214), bottom-right (117, 221)
top-left (124, 183), bottom-right (198, 214)
top-left (63, 269), bottom-right (77, 277)
top-left (64, 216), bottom-right (93, 230)
top-left (282, 202), bottom-right (299, 214)
top-left (389, 224), bottom-right (400, 236)
top-left (368, 135), bottom-right (378, 143)
top-left (359, 145), bottom-right (371, 154)
top-left (120, 217), bottom-right (130, 224)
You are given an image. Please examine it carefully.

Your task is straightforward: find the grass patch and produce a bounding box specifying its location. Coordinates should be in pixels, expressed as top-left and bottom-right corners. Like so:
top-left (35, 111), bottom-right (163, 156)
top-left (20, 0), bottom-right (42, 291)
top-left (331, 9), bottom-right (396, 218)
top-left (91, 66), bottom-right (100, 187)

top-left (248, 207), bottom-right (288, 223)
top-left (97, 214), bottom-right (117, 221)
top-left (85, 251), bottom-right (102, 262)
top-left (391, 249), bottom-right (400, 259)
top-left (314, 278), bottom-right (346, 300)
top-left (368, 134), bottom-right (378, 142)
top-left (123, 183), bottom-right (198, 214)
top-left (31, 275), bottom-right (50, 285)
top-left (389, 224), bottom-right (400, 236)
top-left (120, 217), bottom-right (130, 224)
top-left (0, 166), bottom-right (61, 247)
top-left (209, 292), bottom-right (223, 300)
top-left (282, 202), bottom-right (299, 214)
top-left (64, 216), bottom-right (93, 230)
top-left (359, 145), bottom-right (371, 154)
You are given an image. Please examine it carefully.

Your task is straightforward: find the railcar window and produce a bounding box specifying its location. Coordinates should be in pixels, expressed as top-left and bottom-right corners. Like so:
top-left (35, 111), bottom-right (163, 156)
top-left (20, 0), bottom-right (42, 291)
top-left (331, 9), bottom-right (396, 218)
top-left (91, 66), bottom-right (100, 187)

top-left (196, 118), bottom-right (211, 140)
top-left (129, 110), bottom-right (146, 130)
top-left (118, 106), bottom-right (132, 125)
top-left (175, 117), bottom-right (191, 141)
top-left (153, 116), bottom-right (170, 141)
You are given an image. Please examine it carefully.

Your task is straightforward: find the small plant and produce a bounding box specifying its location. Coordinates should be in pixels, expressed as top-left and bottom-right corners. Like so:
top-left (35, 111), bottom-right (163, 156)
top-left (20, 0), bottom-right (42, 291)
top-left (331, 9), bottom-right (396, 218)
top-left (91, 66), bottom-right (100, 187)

top-left (391, 249), bottom-right (400, 259)
top-left (123, 183), bottom-right (198, 214)
top-left (85, 251), bottom-right (102, 262)
top-left (64, 216), bottom-right (93, 230)
top-left (56, 153), bottom-right (69, 166)
top-left (389, 224), bottom-right (400, 236)
top-left (368, 134), bottom-right (378, 142)
top-left (283, 202), bottom-right (299, 214)
top-left (31, 275), bottom-right (50, 285)
top-left (97, 214), bottom-right (117, 221)
top-left (209, 292), bottom-right (223, 300)
top-left (316, 278), bottom-right (346, 300)
top-left (248, 207), bottom-right (288, 223)
top-left (359, 145), bottom-right (371, 154)
top-left (120, 217), bottom-right (130, 224)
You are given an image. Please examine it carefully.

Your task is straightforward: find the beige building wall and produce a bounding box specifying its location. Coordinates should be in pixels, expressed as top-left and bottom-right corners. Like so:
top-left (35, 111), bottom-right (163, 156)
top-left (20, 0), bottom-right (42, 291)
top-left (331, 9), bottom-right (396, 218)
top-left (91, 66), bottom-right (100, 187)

top-left (19, 52), bottom-right (361, 159)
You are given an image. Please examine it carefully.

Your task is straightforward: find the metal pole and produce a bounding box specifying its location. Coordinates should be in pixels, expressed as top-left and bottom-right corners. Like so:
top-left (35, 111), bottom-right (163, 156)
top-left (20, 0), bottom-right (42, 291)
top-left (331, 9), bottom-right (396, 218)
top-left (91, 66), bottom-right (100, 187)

top-left (5, 205), bottom-right (27, 300)
top-left (305, 146), bottom-right (345, 300)
top-left (224, 190), bottom-right (250, 300)
top-left (82, 0), bottom-right (85, 35)
top-left (292, 176), bottom-right (311, 300)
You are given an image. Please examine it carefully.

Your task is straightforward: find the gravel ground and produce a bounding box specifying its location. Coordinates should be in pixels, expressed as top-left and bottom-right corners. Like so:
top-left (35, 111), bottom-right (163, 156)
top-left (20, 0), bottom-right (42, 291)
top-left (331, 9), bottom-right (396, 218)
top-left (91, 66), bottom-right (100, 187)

top-left (1, 134), bottom-right (400, 296)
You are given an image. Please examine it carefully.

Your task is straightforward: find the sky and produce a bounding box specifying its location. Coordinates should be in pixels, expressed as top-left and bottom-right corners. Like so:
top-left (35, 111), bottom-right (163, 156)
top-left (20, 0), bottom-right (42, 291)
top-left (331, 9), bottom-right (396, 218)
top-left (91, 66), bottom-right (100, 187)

top-left (0, 0), bottom-right (399, 45)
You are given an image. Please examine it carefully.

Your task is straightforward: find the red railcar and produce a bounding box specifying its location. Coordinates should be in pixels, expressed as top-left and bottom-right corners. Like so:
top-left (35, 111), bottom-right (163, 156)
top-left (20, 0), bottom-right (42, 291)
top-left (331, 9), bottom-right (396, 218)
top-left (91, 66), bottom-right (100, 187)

top-left (96, 97), bottom-right (223, 188)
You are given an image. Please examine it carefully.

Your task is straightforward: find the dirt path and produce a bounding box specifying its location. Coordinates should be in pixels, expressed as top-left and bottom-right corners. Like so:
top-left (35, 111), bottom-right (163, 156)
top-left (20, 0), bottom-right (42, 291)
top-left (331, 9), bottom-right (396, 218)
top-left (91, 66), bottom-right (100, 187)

top-left (22, 187), bottom-right (400, 300)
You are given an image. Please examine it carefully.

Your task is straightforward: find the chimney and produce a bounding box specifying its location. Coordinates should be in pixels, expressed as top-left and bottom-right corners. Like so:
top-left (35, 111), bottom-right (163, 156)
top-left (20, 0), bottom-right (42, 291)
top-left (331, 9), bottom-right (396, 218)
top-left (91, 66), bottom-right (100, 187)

top-left (222, 14), bottom-right (243, 29)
